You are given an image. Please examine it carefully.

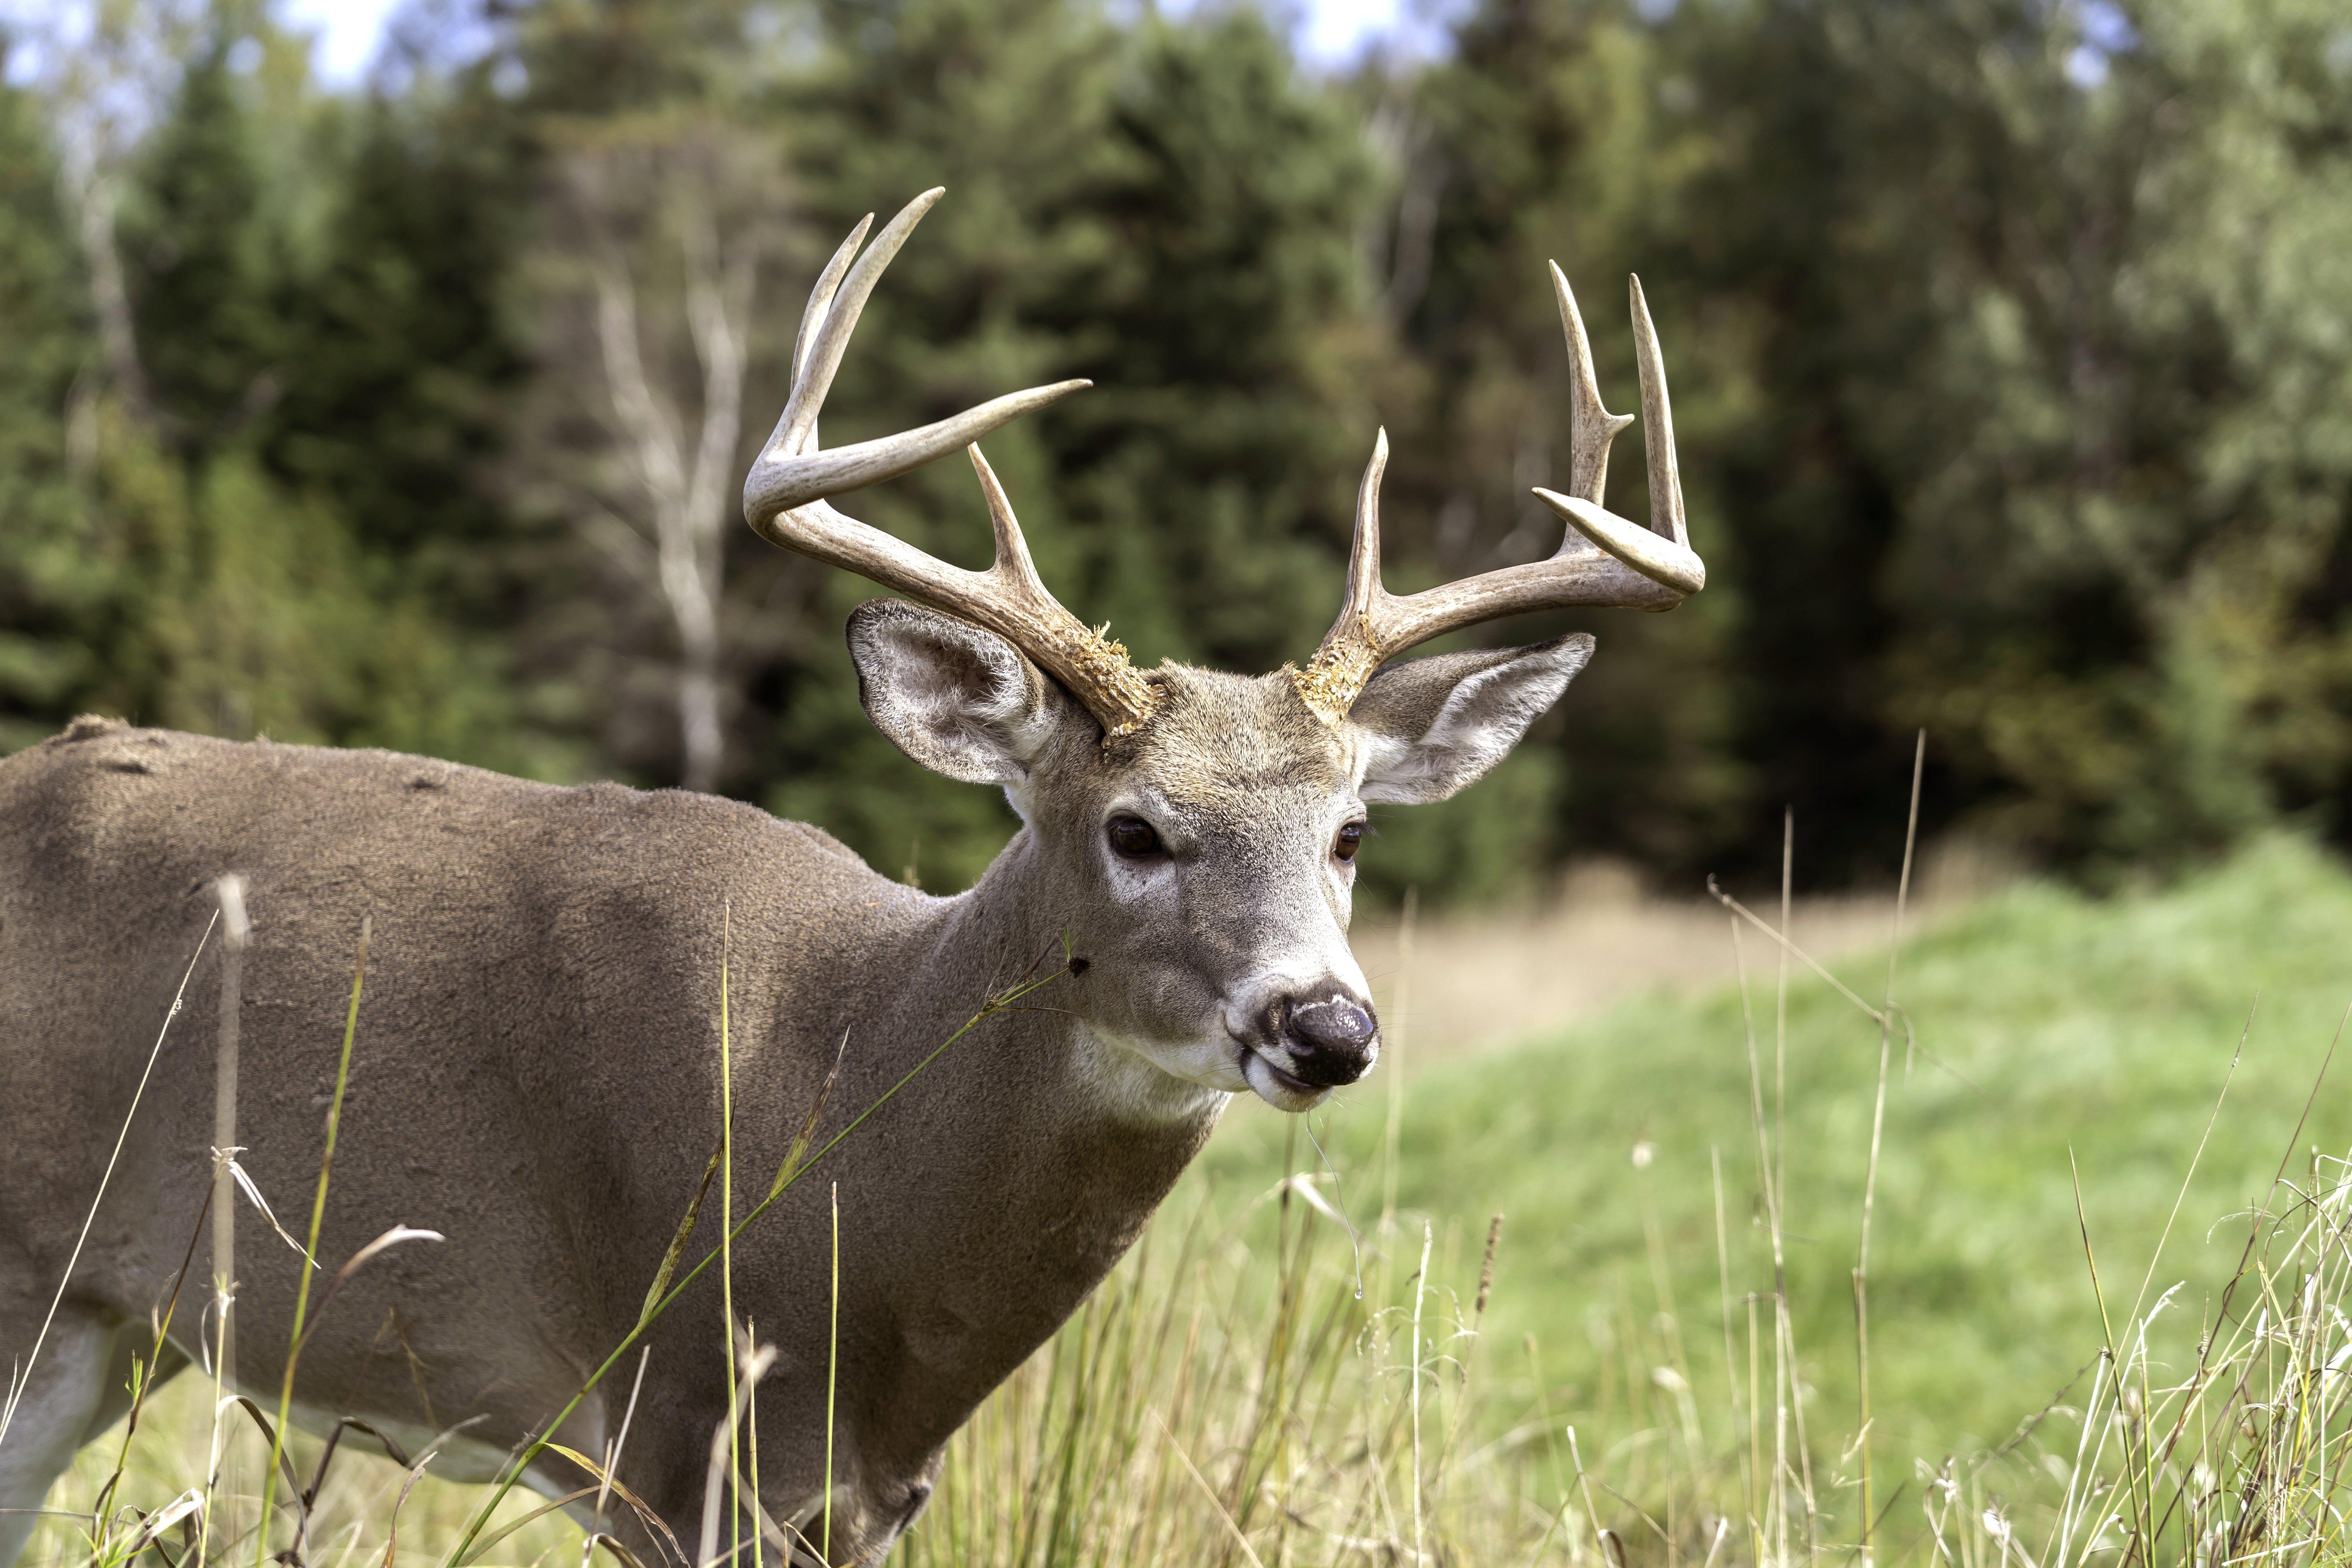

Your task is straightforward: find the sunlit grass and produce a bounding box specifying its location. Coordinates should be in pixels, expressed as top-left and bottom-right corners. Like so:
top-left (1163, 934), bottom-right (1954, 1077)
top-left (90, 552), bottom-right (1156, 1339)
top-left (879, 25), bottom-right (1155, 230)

top-left (22, 835), bottom-right (2352, 1566)
top-left (1230, 834), bottom-right (2352, 1475)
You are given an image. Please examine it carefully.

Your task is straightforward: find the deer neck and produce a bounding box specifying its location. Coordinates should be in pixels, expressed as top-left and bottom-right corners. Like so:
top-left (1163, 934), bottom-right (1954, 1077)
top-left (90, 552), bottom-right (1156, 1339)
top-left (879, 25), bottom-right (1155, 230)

top-left (914, 822), bottom-right (1230, 1132)
top-left (823, 826), bottom-right (1225, 1447)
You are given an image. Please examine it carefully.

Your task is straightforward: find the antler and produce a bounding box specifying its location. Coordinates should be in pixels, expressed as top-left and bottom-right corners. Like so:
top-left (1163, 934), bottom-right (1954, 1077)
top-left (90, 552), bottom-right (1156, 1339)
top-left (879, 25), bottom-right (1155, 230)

top-left (742, 189), bottom-right (1160, 737)
top-left (1292, 268), bottom-right (1706, 726)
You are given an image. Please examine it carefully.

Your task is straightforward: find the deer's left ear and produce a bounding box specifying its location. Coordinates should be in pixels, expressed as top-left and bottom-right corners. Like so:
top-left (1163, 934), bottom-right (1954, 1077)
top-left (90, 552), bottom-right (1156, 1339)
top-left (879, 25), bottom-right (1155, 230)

top-left (1348, 635), bottom-right (1594, 804)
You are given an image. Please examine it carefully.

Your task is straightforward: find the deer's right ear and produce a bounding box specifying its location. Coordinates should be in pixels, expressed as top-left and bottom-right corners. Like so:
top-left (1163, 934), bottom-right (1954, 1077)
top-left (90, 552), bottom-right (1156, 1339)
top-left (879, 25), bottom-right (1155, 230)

top-left (848, 601), bottom-right (1066, 784)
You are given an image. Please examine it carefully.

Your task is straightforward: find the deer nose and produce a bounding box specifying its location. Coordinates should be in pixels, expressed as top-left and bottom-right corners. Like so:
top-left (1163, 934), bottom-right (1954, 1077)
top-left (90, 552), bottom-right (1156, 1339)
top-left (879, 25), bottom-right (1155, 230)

top-left (1279, 996), bottom-right (1379, 1087)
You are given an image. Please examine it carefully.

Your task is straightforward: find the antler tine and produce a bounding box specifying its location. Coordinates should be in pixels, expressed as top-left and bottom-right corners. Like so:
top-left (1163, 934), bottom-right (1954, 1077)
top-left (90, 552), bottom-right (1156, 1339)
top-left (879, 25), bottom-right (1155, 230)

top-left (959, 446), bottom-right (1158, 734)
top-left (968, 444), bottom-right (1044, 592)
top-left (1533, 274), bottom-right (1700, 589)
top-left (744, 192), bottom-right (1091, 519)
top-left (743, 193), bottom-right (1160, 739)
top-left (1336, 425), bottom-right (1383, 639)
top-left (1295, 430), bottom-right (1394, 724)
top-left (775, 191), bottom-right (936, 457)
top-left (788, 213), bottom-right (872, 396)
top-left (1294, 266), bottom-right (1707, 728)
top-left (1552, 263), bottom-right (1635, 506)
top-left (1630, 274), bottom-right (1689, 549)
top-left (1341, 427), bottom-right (1389, 626)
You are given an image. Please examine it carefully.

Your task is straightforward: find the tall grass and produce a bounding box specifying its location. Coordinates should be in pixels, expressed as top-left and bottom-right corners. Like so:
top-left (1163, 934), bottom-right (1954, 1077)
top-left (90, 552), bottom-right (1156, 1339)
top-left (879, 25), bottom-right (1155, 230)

top-left (16, 845), bottom-right (2352, 1568)
top-left (884, 869), bottom-right (2352, 1567)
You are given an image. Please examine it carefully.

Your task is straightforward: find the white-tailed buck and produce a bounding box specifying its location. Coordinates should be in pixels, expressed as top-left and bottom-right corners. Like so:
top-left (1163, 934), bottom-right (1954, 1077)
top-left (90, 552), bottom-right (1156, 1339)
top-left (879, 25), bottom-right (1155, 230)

top-left (0, 190), bottom-right (1706, 1566)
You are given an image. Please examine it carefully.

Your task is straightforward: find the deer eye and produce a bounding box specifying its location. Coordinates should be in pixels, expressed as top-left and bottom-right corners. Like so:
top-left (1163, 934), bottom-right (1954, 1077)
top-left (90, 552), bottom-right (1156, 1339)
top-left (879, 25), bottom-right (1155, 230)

top-left (1333, 822), bottom-right (1365, 863)
top-left (1106, 815), bottom-right (1163, 860)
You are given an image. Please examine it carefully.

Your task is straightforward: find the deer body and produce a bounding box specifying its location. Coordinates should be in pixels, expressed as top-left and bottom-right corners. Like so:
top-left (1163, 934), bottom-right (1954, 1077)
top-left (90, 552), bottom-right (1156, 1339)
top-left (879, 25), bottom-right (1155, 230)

top-left (1, 189), bottom-right (1708, 1566)
top-left (0, 719), bottom-right (1222, 1562)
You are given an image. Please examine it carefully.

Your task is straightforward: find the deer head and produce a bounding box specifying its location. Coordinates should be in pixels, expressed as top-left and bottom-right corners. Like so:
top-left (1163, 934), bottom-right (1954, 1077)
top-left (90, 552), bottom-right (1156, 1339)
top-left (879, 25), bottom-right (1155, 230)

top-left (743, 190), bottom-right (1704, 1115)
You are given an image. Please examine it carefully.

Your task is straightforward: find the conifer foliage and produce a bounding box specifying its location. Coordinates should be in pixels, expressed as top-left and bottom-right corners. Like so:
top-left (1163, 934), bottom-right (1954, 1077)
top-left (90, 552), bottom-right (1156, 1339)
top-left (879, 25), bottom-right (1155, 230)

top-left (5, 0), bottom-right (2352, 895)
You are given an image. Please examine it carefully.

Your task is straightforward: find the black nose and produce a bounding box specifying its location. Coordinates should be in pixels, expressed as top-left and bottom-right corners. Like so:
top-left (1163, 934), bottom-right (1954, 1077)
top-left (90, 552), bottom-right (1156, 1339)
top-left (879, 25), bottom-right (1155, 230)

top-left (1280, 997), bottom-right (1379, 1087)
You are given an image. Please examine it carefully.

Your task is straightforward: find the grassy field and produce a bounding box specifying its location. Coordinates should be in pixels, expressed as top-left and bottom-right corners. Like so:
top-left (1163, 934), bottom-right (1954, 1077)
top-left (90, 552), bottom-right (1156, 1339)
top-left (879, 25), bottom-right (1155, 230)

top-left (25, 833), bottom-right (2352, 1566)
top-left (1196, 831), bottom-right (2352, 1546)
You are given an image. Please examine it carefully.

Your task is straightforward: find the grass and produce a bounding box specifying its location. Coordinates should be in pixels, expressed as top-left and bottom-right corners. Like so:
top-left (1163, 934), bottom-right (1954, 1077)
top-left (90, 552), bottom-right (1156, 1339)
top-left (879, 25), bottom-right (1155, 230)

top-left (20, 833), bottom-right (2352, 1566)
top-left (1225, 832), bottom-right (2352, 1469)
top-left (1200, 830), bottom-right (2352, 1555)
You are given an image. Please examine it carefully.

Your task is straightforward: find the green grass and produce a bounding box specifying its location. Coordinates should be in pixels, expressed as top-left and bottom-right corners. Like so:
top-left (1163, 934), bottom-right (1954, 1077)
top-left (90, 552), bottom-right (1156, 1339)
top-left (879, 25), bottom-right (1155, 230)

top-left (30, 834), bottom-right (2352, 1566)
top-left (1210, 831), bottom-right (2352, 1488)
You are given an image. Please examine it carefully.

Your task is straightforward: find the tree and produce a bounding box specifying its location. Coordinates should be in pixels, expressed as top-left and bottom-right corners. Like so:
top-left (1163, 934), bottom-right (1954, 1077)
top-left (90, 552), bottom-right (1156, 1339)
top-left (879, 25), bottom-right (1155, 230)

top-left (1385, 0), bottom-right (1750, 885)
top-left (0, 56), bottom-right (102, 753)
top-left (526, 113), bottom-right (784, 792)
top-left (266, 83), bottom-right (530, 569)
top-left (0, 7), bottom-right (539, 768)
top-left (1682, 0), bottom-right (2352, 875)
top-left (760, 0), bottom-right (1412, 892)
top-left (1404, 0), bottom-right (2352, 884)
top-left (1866, 0), bottom-right (2352, 869)
top-left (19, 0), bottom-right (2352, 895)
top-left (118, 30), bottom-right (280, 461)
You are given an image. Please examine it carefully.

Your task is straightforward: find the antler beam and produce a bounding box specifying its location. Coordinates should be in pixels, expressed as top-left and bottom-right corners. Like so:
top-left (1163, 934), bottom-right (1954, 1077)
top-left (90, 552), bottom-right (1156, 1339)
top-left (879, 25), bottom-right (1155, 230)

top-left (742, 190), bottom-right (1160, 737)
top-left (1292, 269), bottom-right (1705, 727)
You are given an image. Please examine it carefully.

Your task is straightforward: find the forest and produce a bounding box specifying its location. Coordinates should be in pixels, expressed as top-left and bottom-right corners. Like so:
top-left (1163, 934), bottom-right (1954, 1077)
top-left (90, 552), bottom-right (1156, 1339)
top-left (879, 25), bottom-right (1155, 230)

top-left (4, 0), bottom-right (2349, 902)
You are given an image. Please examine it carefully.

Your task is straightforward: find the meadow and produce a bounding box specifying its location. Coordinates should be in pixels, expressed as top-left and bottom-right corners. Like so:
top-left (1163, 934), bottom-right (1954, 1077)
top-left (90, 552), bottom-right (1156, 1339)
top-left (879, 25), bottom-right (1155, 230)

top-left (1282, 831), bottom-right (2352, 1476)
top-left (22, 835), bottom-right (2352, 1566)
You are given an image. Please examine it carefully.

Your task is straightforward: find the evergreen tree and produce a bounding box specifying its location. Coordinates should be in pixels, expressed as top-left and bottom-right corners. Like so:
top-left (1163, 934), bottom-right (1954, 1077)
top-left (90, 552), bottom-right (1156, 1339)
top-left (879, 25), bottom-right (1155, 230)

top-left (1684, 0), bottom-right (2352, 875)
top-left (1389, 0), bottom-right (1750, 885)
top-left (1054, 9), bottom-right (1371, 676)
top-left (1408, 0), bottom-right (2352, 882)
top-left (759, 0), bottom-right (1437, 893)
top-left (26, 10), bottom-right (546, 768)
top-left (1665, 0), bottom-right (1943, 881)
top-left (0, 58), bottom-right (103, 753)
top-left (1869, 0), bottom-right (2352, 870)
top-left (256, 74), bottom-right (567, 774)
top-left (267, 82), bottom-right (529, 571)
top-left (758, 0), bottom-right (1135, 888)
top-left (118, 30), bottom-right (281, 462)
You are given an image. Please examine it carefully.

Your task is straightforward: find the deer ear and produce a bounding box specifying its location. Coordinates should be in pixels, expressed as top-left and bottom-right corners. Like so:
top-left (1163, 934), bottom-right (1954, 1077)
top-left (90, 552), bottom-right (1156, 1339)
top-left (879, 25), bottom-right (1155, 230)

top-left (1349, 634), bottom-right (1595, 804)
top-left (848, 601), bottom-right (1067, 784)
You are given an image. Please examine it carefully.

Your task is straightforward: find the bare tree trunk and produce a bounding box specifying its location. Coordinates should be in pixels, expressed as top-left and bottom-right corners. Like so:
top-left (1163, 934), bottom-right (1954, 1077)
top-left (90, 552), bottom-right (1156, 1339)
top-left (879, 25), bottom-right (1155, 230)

top-left (22, 1), bottom-right (204, 426)
top-left (1363, 98), bottom-right (1444, 330)
top-left (66, 165), bottom-right (151, 420)
top-left (588, 205), bottom-right (755, 793)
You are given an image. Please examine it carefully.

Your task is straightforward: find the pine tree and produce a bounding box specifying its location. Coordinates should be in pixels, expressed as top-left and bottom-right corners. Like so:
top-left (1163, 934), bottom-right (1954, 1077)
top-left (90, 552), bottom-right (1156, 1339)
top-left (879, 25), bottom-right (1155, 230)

top-left (118, 31), bottom-right (280, 462)
top-left (267, 83), bottom-right (529, 569)
top-left (1868, 0), bottom-right (2352, 869)
top-left (46, 13), bottom-right (544, 767)
top-left (1683, 0), bottom-right (2352, 874)
top-left (1053, 8), bottom-right (1372, 677)
top-left (755, 0), bottom-right (1412, 892)
top-left (1387, 0), bottom-right (1749, 886)
top-left (746, 0), bottom-right (1125, 887)
top-left (0, 60), bottom-right (103, 753)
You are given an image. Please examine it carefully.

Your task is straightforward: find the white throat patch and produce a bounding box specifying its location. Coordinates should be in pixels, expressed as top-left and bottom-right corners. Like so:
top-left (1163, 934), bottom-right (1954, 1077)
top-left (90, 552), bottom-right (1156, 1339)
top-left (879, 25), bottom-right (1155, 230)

top-left (1070, 1021), bottom-right (1236, 1125)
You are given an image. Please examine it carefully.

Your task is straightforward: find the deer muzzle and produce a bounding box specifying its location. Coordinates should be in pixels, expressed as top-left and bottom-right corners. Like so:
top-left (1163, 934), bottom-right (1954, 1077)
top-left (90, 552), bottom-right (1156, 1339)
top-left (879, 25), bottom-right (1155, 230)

top-left (1282, 996), bottom-right (1379, 1085)
top-left (1236, 989), bottom-right (1380, 1109)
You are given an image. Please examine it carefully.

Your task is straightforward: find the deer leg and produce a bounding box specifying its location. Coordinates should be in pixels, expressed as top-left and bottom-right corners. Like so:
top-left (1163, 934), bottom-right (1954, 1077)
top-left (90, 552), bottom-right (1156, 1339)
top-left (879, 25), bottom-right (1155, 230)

top-left (0, 1308), bottom-right (118, 1568)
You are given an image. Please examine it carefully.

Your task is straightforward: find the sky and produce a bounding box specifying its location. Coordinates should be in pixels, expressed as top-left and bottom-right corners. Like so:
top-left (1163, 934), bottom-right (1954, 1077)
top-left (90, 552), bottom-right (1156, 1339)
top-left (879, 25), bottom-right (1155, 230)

top-left (281, 0), bottom-right (1444, 85)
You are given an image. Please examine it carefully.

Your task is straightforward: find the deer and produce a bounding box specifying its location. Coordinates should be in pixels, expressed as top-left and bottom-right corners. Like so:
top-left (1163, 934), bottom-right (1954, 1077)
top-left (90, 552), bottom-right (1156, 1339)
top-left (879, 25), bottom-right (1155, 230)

top-left (0, 189), bottom-right (1707, 1568)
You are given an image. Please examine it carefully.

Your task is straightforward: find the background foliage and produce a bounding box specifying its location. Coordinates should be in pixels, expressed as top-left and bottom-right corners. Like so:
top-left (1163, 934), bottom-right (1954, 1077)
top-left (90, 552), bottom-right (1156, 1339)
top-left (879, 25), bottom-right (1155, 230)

top-left (5, 0), bottom-right (2351, 899)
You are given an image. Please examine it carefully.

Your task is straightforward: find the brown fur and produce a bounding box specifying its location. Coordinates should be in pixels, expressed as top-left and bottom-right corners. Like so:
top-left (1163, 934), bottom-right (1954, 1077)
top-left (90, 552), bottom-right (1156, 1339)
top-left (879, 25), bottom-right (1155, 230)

top-left (0, 610), bottom-right (1588, 1565)
top-left (0, 718), bottom-right (1205, 1562)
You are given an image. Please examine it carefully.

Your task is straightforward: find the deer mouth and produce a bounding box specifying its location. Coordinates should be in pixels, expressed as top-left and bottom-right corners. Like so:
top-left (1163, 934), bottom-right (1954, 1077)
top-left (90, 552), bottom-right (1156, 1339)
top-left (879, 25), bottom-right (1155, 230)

top-left (1235, 1040), bottom-right (1325, 1110)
